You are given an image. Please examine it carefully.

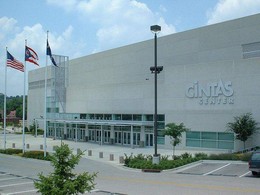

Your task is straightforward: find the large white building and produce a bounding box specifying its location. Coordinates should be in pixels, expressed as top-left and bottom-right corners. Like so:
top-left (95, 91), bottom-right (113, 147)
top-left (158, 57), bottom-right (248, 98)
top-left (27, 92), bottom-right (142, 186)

top-left (28, 14), bottom-right (260, 152)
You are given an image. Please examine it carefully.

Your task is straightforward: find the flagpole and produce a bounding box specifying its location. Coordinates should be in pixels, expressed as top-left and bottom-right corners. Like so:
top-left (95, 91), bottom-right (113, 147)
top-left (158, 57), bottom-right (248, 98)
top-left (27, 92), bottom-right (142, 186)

top-left (22, 40), bottom-right (27, 153)
top-left (44, 31), bottom-right (49, 157)
top-left (4, 47), bottom-right (7, 150)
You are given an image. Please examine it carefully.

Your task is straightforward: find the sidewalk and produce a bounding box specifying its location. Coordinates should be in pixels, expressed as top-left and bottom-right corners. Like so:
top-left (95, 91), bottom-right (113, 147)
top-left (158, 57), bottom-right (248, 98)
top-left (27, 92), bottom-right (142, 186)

top-left (1, 134), bottom-right (221, 165)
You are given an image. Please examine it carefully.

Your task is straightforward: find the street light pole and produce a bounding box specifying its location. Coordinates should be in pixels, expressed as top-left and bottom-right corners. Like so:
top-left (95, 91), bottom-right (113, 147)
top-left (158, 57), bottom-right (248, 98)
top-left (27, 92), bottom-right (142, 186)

top-left (150, 25), bottom-right (162, 164)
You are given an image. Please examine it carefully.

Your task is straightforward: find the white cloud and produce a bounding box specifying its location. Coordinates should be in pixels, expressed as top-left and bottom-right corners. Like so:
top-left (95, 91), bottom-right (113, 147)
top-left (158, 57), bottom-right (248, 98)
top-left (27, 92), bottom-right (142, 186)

top-left (47, 0), bottom-right (176, 52)
top-left (0, 17), bottom-right (19, 41)
top-left (207, 0), bottom-right (260, 24)
top-left (0, 17), bottom-right (81, 96)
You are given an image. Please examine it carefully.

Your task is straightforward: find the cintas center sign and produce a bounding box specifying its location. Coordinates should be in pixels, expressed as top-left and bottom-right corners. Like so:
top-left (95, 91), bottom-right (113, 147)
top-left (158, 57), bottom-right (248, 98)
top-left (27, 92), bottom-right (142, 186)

top-left (185, 80), bottom-right (234, 105)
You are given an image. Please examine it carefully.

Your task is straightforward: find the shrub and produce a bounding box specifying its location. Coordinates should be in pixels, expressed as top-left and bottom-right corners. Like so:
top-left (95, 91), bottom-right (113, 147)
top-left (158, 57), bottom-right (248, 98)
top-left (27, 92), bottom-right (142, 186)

top-left (31, 129), bottom-right (44, 135)
top-left (124, 153), bottom-right (133, 166)
top-left (0, 148), bottom-right (22, 155)
top-left (22, 151), bottom-right (52, 161)
top-left (124, 153), bottom-right (201, 170)
top-left (181, 152), bottom-right (192, 159)
top-left (194, 152), bottom-right (208, 159)
top-left (160, 155), bottom-right (169, 161)
top-left (240, 152), bottom-right (252, 161)
top-left (173, 155), bottom-right (181, 160)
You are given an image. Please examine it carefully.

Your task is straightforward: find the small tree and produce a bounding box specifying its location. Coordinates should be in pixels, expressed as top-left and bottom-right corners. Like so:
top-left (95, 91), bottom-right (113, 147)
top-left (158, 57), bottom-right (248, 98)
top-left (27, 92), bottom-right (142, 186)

top-left (163, 123), bottom-right (189, 159)
top-left (34, 143), bottom-right (97, 195)
top-left (227, 113), bottom-right (259, 149)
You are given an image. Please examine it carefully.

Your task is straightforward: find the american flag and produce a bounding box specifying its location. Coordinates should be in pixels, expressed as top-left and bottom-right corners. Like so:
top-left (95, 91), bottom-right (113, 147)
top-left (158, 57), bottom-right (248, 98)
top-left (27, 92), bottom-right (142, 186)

top-left (7, 51), bottom-right (24, 72)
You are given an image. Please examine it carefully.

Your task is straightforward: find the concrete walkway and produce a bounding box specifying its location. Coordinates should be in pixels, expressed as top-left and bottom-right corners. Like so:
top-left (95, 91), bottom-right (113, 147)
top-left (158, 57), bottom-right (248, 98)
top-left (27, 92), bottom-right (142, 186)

top-left (1, 134), bottom-right (222, 165)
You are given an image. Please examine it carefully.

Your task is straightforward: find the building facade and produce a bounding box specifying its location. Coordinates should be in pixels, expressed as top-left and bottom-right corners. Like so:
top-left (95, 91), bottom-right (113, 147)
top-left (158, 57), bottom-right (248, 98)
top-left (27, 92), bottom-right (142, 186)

top-left (28, 14), bottom-right (260, 151)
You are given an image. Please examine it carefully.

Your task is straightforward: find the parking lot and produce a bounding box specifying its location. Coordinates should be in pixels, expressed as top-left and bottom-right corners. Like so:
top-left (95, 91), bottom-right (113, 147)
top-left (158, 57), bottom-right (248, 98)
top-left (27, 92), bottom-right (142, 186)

top-left (0, 171), bottom-right (125, 195)
top-left (176, 160), bottom-right (254, 178)
top-left (0, 171), bottom-right (37, 195)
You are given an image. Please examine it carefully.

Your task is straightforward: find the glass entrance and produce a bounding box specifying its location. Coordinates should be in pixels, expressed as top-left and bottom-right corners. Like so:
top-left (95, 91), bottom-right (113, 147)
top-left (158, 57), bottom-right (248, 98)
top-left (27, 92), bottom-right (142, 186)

top-left (145, 133), bottom-right (154, 146)
top-left (104, 130), bottom-right (110, 143)
top-left (133, 132), bottom-right (141, 146)
top-left (123, 132), bottom-right (131, 145)
top-left (96, 130), bottom-right (101, 142)
top-left (77, 129), bottom-right (85, 141)
top-left (67, 129), bottom-right (75, 140)
top-left (89, 129), bottom-right (95, 141)
top-left (115, 131), bottom-right (122, 144)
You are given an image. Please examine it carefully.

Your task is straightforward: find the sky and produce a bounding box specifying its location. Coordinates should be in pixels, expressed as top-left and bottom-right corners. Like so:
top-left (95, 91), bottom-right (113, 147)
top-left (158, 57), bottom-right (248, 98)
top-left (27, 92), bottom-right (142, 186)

top-left (1, 0), bottom-right (260, 96)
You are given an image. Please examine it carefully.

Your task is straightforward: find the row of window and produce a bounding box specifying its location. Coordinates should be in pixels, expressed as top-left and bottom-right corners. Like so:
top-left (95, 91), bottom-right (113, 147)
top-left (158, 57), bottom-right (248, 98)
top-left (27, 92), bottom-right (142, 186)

top-left (79, 113), bottom-right (165, 121)
top-left (186, 131), bottom-right (234, 149)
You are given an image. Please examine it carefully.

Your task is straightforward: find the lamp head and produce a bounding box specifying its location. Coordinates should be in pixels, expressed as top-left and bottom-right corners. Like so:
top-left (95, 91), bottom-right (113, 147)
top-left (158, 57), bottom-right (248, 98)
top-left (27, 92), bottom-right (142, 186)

top-left (150, 25), bottom-right (161, 33)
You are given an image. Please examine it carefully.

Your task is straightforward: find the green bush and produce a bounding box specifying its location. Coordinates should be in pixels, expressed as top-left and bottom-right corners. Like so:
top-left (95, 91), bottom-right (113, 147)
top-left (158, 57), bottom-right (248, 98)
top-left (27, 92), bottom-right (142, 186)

top-left (31, 129), bottom-right (44, 135)
top-left (194, 152), bottom-right (208, 159)
top-left (22, 151), bottom-right (52, 161)
top-left (240, 152), bottom-right (252, 161)
top-left (124, 152), bottom-right (252, 170)
top-left (181, 152), bottom-right (192, 159)
top-left (0, 148), bottom-right (22, 155)
top-left (124, 153), bottom-right (201, 170)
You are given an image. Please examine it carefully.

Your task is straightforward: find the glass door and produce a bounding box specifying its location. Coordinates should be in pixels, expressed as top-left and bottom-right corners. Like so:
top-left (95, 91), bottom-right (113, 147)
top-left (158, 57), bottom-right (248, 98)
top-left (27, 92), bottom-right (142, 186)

top-left (133, 132), bottom-right (140, 146)
top-left (123, 132), bottom-right (131, 145)
top-left (145, 133), bottom-right (154, 146)
top-left (115, 131), bottom-right (122, 144)
top-left (104, 130), bottom-right (110, 143)
top-left (89, 130), bottom-right (95, 141)
top-left (96, 130), bottom-right (101, 142)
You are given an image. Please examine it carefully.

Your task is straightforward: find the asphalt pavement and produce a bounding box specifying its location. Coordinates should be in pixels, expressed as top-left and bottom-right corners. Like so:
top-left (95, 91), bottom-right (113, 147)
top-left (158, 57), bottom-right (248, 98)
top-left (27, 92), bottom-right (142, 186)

top-left (1, 134), bottom-right (260, 195)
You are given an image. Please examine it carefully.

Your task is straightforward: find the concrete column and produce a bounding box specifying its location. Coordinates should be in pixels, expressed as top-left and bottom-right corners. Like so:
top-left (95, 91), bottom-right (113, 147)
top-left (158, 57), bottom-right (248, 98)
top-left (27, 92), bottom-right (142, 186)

top-left (64, 121), bottom-right (67, 135)
top-left (131, 125), bottom-right (133, 148)
top-left (35, 119), bottom-right (38, 137)
top-left (100, 125), bottom-right (103, 146)
top-left (54, 122), bottom-right (56, 139)
top-left (85, 124), bottom-right (88, 139)
top-left (111, 125), bottom-right (115, 139)
top-left (75, 123), bottom-right (78, 142)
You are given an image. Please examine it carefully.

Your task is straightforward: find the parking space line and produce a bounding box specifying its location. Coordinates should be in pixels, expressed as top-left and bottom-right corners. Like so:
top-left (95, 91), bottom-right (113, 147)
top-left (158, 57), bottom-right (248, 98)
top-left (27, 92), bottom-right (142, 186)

top-left (6, 189), bottom-right (38, 195)
top-left (239, 171), bottom-right (251, 178)
top-left (203, 163), bottom-right (231, 176)
top-left (0, 181), bottom-right (34, 188)
top-left (176, 162), bottom-right (202, 172)
top-left (0, 176), bottom-right (25, 181)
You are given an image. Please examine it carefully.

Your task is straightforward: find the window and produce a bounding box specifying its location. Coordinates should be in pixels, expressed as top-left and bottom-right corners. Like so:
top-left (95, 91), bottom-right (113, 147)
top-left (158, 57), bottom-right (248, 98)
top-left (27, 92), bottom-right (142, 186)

top-left (95, 114), bottom-right (103, 120)
top-left (133, 126), bottom-right (141, 131)
top-left (122, 114), bottom-right (132, 120)
top-left (201, 132), bottom-right (216, 140)
top-left (158, 115), bottom-right (165, 121)
top-left (186, 131), bottom-right (234, 150)
top-left (80, 114), bottom-right (86, 119)
top-left (88, 114), bottom-right (94, 119)
top-left (104, 114), bottom-right (112, 120)
top-left (133, 114), bottom-right (142, 121)
top-left (242, 42), bottom-right (260, 59)
top-left (115, 114), bottom-right (121, 120)
top-left (157, 131), bottom-right (165, 145)
top-left (144, 114), bottom-right (153, 121)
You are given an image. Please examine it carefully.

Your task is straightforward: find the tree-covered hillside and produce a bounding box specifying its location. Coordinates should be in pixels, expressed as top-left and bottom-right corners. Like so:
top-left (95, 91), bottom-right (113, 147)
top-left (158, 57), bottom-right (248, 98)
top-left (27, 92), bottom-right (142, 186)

top-left (0, 94), bottom-right (27, 119)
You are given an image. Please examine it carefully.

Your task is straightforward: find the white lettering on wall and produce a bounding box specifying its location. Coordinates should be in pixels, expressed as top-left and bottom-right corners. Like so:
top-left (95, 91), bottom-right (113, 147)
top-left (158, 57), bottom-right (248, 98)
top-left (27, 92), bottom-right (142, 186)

top-left (186, 80), bottom-right (234, 105)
